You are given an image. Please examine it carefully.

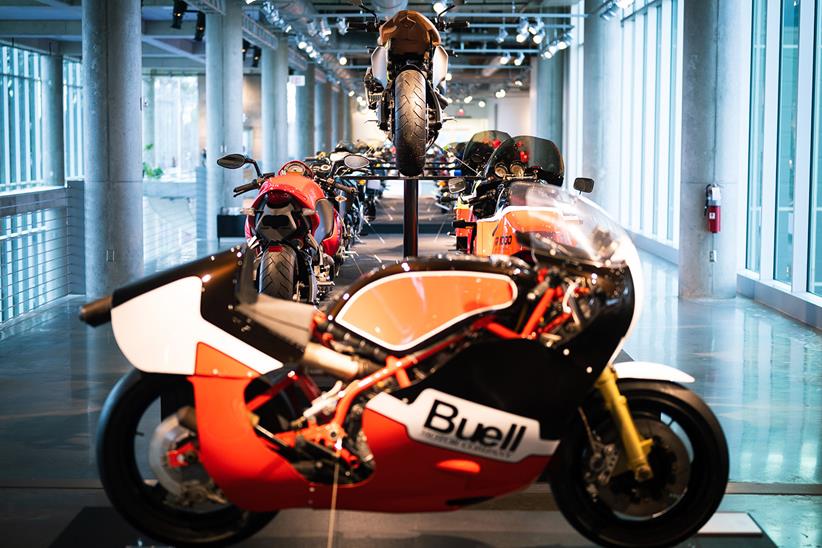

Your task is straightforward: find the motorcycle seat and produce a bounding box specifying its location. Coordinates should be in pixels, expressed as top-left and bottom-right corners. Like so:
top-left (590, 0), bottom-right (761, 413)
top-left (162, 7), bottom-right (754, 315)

top-left (235, 294), bottom-right (315, 352)
top-left (314, 198), bottom-right (336, 242)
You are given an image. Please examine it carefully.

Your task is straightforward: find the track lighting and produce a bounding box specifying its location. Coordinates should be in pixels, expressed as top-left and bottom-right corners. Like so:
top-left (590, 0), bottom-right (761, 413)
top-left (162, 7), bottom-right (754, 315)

top-left (528, 19), bottom-right (543, 35)
top-left (477, 100), bottom-right (486, 108)
top-left (499, 52), bottom-right (511, 65)
top-left (338, 54), bottom-right (348, 65)
top-left (600, 1), bottom-right (621, 20)
top-left (305, 44), bottom-right (314, 54)
top-left (194, 11), bottom-right (205, 41)
top-left (514, 52), bottom-right (525, 66)
top-left (515, 31), bottom-right (528, 43)
top-left (283, 24), bottom-right (292, 33)
top-left (433, 0), bottom-right (448, 15)
top-left (297, 38), bottom-right (307, 50)
top-left (171, 0), bottom-right (187, 30)
top-left (533, 29), bottom-right (545, 45)
top-left (245, 0), bottom-right (259, 4)
top-left (495, 88), bottom-right (506, 99)
top-left (463, 95), bottom-right (472, 104)
top-left (242, 40), bottom-right (250, 60)
top-left (445, 72), bottom-right (453, 82)
top-left (557, 31), bottom-right (572, 50)
top-left (252, 46), bottom-right (261, 68)
top-left (496, 27), bottom-right (508, 44)
top-left (516, 18), bottom-right (529, 36)
top-left (336, 17), bottom-right (348, 35)
top-left (319, 19), bottom-right (332, 38)
top-left (348, 90), bottom-right (355, 97)
top-left (514, 79), bottom-right (523, 87)
top-left (542, 48), bottom-right (553, 59)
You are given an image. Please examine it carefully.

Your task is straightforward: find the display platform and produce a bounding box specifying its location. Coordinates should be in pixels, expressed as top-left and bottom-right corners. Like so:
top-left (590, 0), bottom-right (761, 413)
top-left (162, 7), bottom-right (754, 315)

top-left (50, 503), bottom-right (773, 548)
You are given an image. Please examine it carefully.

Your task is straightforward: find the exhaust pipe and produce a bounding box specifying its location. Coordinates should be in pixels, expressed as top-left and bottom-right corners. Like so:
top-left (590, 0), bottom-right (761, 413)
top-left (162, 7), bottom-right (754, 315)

top-left (300, 343), bottom-right (379, 380)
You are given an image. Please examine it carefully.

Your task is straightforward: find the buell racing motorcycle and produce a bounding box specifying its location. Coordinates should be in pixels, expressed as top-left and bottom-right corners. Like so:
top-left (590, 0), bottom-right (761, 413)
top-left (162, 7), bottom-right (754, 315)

top-left (81, 183), bottom-right (728, 548)
top-left (218, 153), bottom-right (348, 303)
top-left (352, 1), bottom-right (467, 176)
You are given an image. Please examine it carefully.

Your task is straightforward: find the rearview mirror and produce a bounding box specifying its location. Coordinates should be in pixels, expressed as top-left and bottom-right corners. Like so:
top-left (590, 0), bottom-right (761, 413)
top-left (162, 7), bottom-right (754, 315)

top-left (344, 154), bottom-right (370, 170)
top-left (447, 177), bottom-right (466, 193)
top-left (217, 154), bottom-right (248, 169)
top-left (573, 177), bottom-right (595, 193)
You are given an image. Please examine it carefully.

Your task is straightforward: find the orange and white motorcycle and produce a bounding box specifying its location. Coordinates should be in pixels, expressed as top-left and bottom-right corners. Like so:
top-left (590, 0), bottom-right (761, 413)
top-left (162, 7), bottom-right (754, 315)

top-left (80, 182), bottom-right (728, 547)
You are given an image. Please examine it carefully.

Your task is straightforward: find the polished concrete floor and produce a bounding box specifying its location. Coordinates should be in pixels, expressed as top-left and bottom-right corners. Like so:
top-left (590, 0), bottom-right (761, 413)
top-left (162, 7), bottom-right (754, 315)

top-left (0, 206), bottom-right (820, 546)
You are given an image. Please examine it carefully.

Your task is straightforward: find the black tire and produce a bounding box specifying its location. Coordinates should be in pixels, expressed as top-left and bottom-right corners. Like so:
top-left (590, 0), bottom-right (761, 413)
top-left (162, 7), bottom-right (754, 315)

top-left (394, 70), bottom-right (428, 176)
top-left (549, 381), bottom-right (729, 548)
top-left (97, 371), bottom-right (276, 546)
top-left (258, 246), bottom-right (298, 300)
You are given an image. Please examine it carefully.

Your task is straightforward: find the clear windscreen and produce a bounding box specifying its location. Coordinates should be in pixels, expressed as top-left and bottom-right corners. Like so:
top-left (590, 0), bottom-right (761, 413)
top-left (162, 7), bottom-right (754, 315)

top-left (462, 131), bottom-right (511, 173)
top-left (484, 136), bottom-right (564, 186)
top-left (513, 183), bottom-right (630, 268)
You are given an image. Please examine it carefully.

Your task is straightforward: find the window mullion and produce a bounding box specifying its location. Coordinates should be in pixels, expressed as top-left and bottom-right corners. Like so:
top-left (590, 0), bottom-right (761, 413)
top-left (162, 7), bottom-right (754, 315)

top-left (790, 0), bottom-right (816, 293)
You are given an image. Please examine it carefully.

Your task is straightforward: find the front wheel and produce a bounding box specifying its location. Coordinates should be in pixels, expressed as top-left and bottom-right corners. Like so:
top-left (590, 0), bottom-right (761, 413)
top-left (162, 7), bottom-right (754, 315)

top-left (550, 381), bottom-right (729, 548)
top-left (394, 70), bottom-right (428, 176)
top-left (97, 371), bottom-right (276, 546)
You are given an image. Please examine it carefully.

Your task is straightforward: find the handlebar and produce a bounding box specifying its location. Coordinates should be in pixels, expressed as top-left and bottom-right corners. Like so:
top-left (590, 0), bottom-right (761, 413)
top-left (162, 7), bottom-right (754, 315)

top-left (233, 179), bottom-right (260, 197)
top-left (79, 295), bottom-right (113, 327)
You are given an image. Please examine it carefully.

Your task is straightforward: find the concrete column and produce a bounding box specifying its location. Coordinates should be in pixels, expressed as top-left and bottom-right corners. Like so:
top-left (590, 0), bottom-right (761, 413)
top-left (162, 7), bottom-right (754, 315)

top-left (330, 87), bottom-right (341, 147)
top-left (205, 0), bottom-right (243, 238)
top-left (342, 95), bottom-right (352, 142)
top-left (261, 37), bottom-right (289, 172)
top-left (82, 0), bottom-right (143, 297)
top-left (678, 0), bottom-right (750, 298)
top-left (529, 53), bottom-right (564, 150)
top-left (41, 53), bottom-right (64, 187)
top-left (582, 0), bottom-right (621, 215)
top-left (142, 75), bottom-right (155, 166)
top-left (295, 65), bottom-right (315, 158)
top-left (314, 79), bottom-right (331, 152)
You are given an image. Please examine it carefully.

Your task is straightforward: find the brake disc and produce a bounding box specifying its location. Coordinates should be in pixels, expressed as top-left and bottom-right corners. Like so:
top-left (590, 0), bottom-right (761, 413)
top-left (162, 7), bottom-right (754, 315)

top-left (592, 418), bottom-right (690, 519)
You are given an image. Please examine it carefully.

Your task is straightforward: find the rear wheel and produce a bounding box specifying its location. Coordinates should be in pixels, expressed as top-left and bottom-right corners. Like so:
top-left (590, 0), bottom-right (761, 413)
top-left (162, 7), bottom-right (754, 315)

top-left (258, 246), bottom-right (298, 300)
top-left (97, 371), bottom-right (276, 546)
top-left (550, 381), bottom-right (729, 548)
top-left (394, 70), bottom-right (428, 176)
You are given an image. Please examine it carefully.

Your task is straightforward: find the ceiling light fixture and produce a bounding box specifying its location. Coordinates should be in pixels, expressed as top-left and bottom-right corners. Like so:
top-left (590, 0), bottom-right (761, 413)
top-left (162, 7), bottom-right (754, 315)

top-left (252, 46), bottom-right (261, 68)
top-left (445, 72), bottom-right (453, 82)
top-left (533, 29), bottom-right (545, 45)
top-left (463, 95), bottom-right (473, 104)
top-left (171, 0), bottom-right (187, 30)
top-left (495, 88), bottom-right (506, 99)
top-left (496, 27), bottom-right (508, 44)
top-left (514, 52), bottom-right (525, 66)
top-left (194, 11), bottom-right (205, 41)
top-left (499, 52), bottom-right (512, 65)
top-left (338, 54), bottom-right (348, 65)
top-left (477, 99), bottom-right (486, 108)
top-left (348, 90), bottom-right (355, 97)
top-left (433, 0), bottom-right (448, 15)
top-left (336, 17), bottom-right (348, 35)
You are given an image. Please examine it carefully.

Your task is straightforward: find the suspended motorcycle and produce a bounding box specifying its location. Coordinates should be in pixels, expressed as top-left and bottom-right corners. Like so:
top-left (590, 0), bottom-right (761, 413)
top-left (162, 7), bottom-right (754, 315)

top-left (81, 179), bottom-right (729, 547)
top-left (218, 154), bottom-right (343, 303)
top-left (351, 1), bottom-right (468, 176)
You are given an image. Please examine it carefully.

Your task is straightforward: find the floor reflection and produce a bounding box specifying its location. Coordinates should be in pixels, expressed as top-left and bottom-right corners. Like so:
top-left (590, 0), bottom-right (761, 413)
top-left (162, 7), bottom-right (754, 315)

top-left (625, 252), bottom-right (822, 484)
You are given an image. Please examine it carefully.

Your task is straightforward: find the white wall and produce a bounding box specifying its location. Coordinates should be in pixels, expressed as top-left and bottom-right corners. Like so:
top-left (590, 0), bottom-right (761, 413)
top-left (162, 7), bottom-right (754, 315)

top-left (490, 92), bottom-right (531, 137)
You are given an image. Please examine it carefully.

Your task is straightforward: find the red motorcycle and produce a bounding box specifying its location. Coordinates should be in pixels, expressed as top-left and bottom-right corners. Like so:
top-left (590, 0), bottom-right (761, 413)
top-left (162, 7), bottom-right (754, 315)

top-left (82, 181), bottom-right (728, 548)
top-left (219, 154), bottom-right (354, 303)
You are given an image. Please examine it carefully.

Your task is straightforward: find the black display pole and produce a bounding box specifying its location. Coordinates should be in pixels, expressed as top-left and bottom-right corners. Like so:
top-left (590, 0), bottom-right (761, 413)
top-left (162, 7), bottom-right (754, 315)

top-left (403, 177), bottom-right (419, 257)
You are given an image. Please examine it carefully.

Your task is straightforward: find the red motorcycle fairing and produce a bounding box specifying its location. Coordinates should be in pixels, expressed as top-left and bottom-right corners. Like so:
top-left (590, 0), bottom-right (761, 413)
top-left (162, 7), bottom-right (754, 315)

top-left (244, 173), bottom-right (325, 240)
top-left (189, 343), bottom-right (552, 514)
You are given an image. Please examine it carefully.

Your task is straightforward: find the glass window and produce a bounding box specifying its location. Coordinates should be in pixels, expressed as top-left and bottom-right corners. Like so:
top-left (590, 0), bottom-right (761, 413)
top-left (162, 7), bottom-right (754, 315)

top-left (747, 0), bottom-right (768, 272)
top-left (143, 76), bottom-right (199, 181)
top-left (773, 0), bottom-right (802, 285)
top-left (809, 0), bottom-right (822, 296)
top-left (63, 59), bottom-right (83, 180)
top-left (0, 45), bottom-right (44, 193)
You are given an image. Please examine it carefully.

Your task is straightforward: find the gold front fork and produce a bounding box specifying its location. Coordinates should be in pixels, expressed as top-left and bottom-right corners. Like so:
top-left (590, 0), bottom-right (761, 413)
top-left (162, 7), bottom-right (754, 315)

top-left (595, 366), bottom-right (654, 481)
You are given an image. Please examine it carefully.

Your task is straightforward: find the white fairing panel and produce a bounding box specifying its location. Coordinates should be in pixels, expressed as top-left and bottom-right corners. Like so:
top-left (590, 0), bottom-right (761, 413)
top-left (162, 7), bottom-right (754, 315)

top-left (111, 276), bottom-right (283, 376)
top-left (614, 362), bottom-right (695, 384)
top-left (431, 45), bottom-right (449, 88)
top-left (371, 46), bottom-right (388, 87)
top-left (367, 389), bottom-right (558, 463)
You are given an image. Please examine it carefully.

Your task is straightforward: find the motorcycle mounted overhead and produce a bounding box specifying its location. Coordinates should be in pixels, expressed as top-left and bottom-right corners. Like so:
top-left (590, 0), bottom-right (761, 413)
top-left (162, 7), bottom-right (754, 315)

top-left (350, 0), bottom-right (468, 176)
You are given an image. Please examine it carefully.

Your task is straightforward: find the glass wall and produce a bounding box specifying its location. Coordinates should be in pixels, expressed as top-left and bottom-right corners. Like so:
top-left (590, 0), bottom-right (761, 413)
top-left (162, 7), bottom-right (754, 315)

top-left (0, 46), bottom-right (43, 193)
top-left (142, 76), bottom-right (200, 181)
top-left (617, 0), bottom-right (682, 245)
top-left (810, 1), bottom-right (822, 296)
top-left (745, 0), bottom-right (822, 304)
top-left (773, 0), bottom-right (802, 284)
top-left (747, 0), bottom-right (768, 272)
top-left (63, 59), bottom-right (83, 180)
